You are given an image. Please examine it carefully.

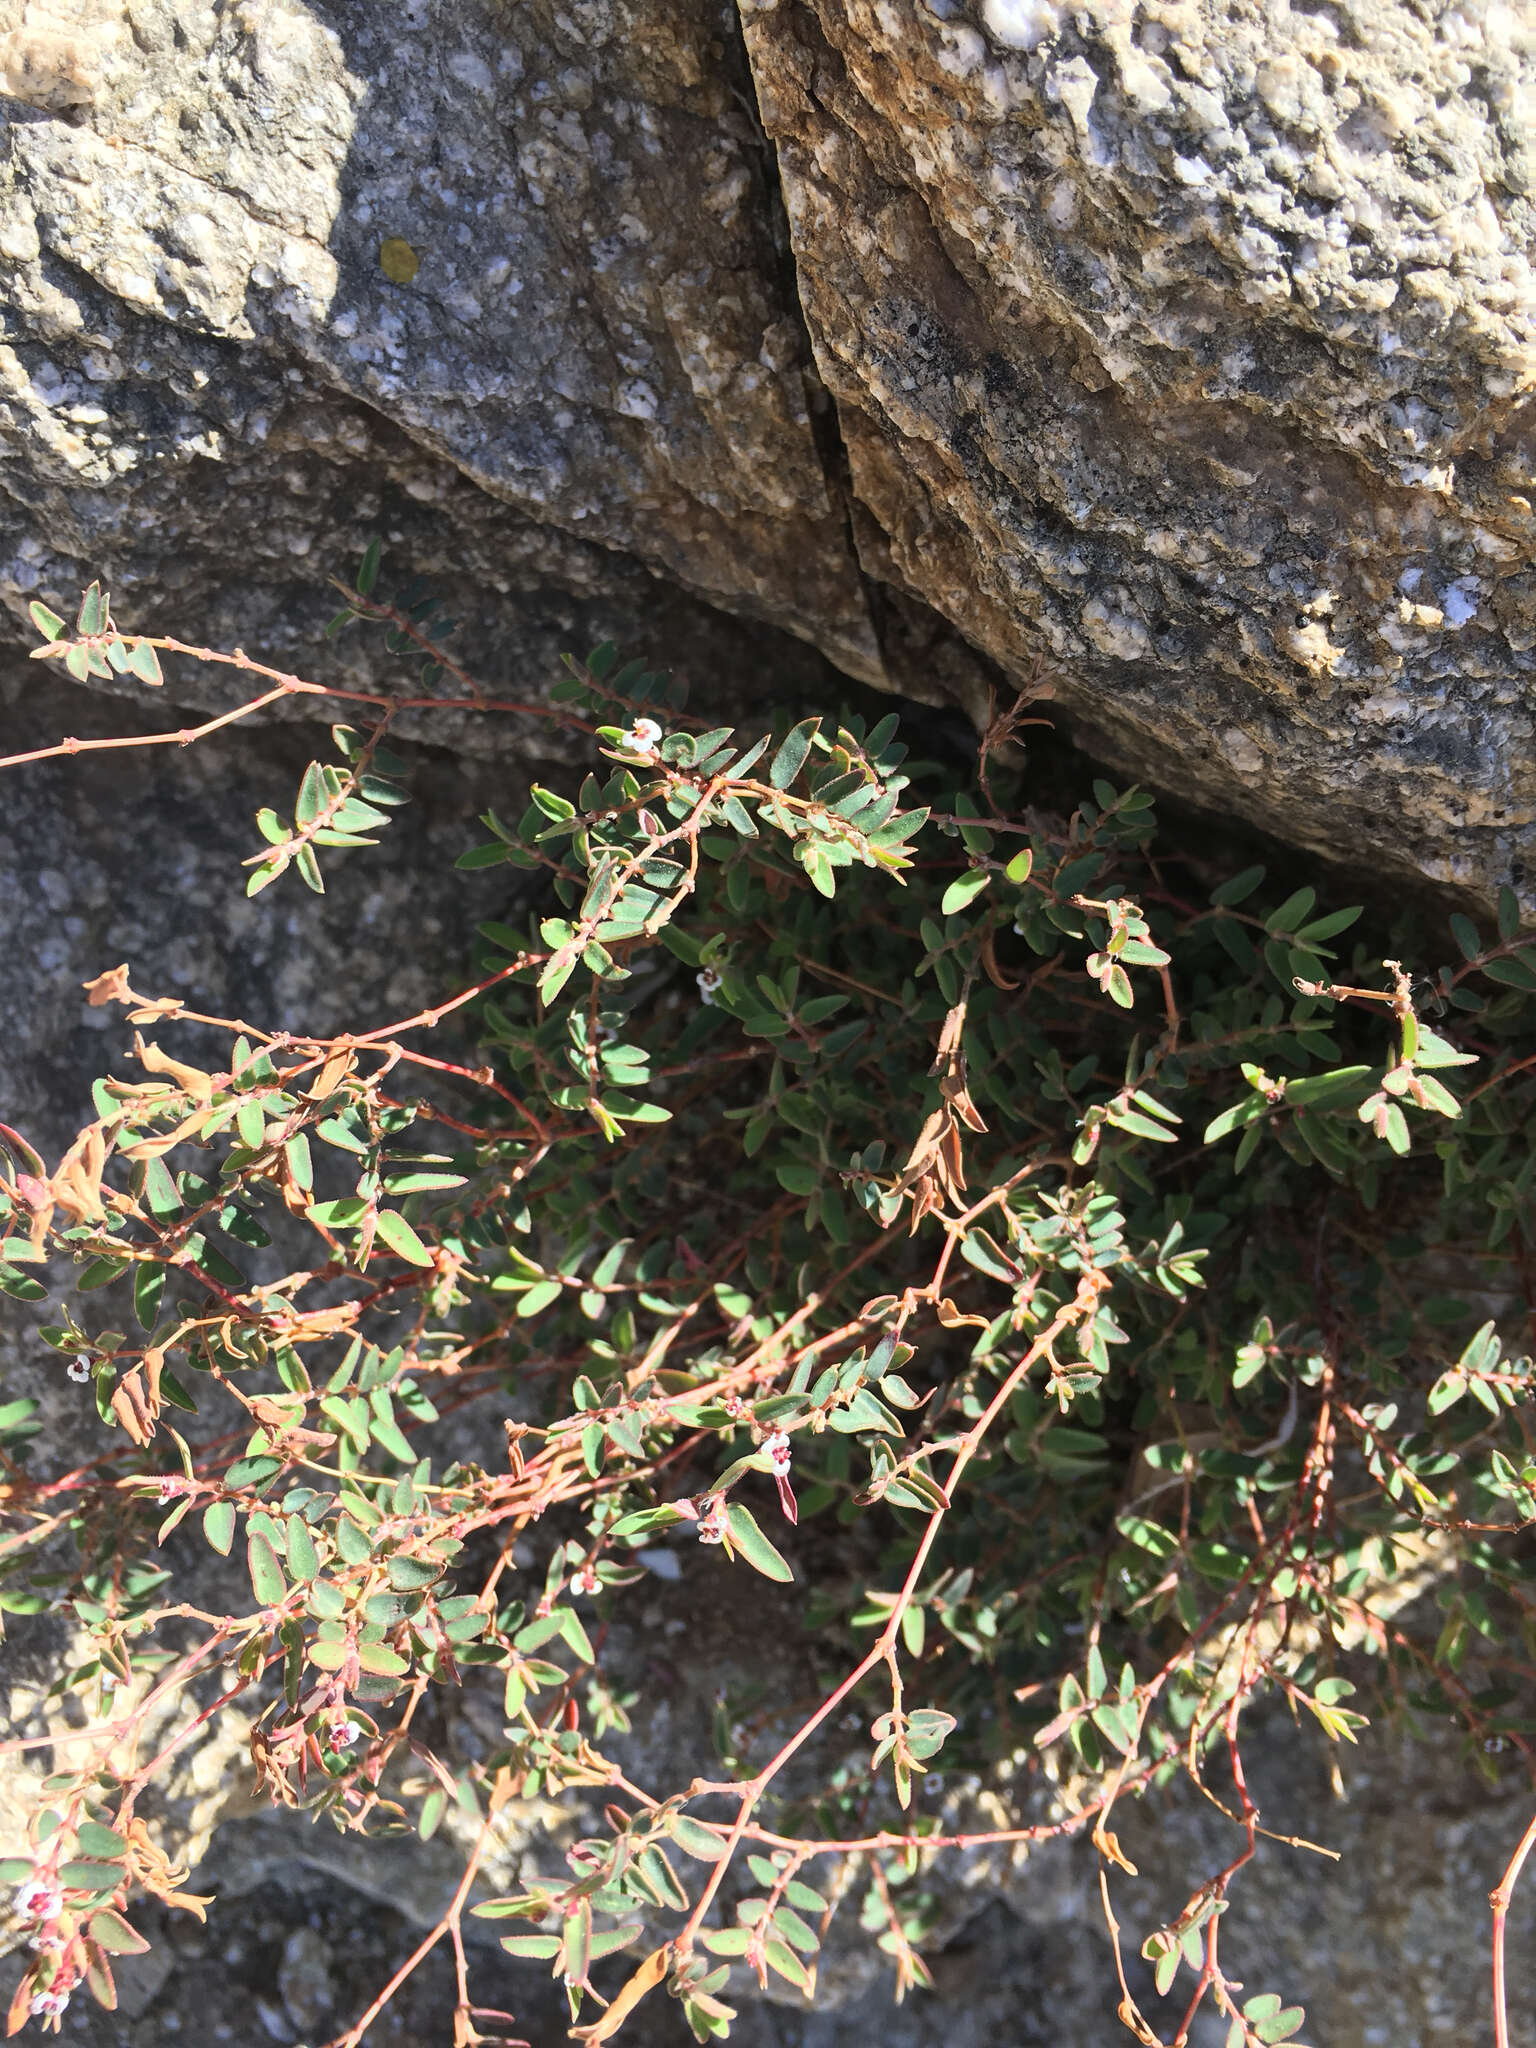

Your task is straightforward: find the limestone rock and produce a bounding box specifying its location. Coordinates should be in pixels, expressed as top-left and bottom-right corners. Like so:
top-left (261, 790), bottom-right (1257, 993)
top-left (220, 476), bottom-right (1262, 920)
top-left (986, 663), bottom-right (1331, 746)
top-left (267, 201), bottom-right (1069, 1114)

top-left (740, 0), bottom-right (1536, 903)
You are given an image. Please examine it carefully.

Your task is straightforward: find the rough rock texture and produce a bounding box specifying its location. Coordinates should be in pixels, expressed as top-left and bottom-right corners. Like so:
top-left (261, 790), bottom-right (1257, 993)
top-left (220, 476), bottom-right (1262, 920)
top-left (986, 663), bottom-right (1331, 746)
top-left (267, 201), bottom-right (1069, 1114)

top-left (740, 0), bottom-right (1536, 904)
top-left (0, 0), bottom-right (883, 723)
top-left (3, 1), bottom-right (1535, 899)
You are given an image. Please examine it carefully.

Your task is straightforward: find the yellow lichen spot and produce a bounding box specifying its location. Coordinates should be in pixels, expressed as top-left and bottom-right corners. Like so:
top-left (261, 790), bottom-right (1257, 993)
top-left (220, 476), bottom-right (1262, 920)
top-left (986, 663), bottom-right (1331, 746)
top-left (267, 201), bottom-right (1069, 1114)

top-left (379, 238), bottom-right (419, 285)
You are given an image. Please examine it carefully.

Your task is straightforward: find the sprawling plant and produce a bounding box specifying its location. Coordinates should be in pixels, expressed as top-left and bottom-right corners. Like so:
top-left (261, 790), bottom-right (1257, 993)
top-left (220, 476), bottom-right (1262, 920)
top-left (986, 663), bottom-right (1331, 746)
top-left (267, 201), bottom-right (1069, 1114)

top-left (2, 559), bottom-right (1535, 2047)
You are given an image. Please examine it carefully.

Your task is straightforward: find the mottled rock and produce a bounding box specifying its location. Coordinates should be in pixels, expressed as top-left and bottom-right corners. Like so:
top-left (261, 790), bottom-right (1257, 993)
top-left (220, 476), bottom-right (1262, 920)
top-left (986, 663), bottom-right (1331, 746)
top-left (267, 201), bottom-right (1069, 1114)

top-left (5, 0), bottom-right (1533, 899)
top-left (0, 0), bottom-right (879, 724)
top-left (741, 0), bottom-right (1536, 903)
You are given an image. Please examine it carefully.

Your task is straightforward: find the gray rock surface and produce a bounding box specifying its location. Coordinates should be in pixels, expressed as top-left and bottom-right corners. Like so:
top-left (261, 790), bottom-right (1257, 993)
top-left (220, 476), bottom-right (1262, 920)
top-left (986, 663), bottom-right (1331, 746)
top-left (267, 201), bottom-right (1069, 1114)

top-left (741, 0), bottom-right (1536, 904)
top-left (2, 1), bottom-right (1534, 899)
top-left (0, 0), bottom-right (881, 725)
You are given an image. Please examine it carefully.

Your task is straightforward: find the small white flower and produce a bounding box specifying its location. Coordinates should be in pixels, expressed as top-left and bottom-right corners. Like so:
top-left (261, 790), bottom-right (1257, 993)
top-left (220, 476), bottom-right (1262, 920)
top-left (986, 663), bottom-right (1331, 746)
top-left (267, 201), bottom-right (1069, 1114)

top-left (327, 1717), bottom-right (363, 1752)
top-left (696, 969), bottom-right (722, 1005)
top-left (30, 1990), bottom-right (69, 2019)
top-left (695, 1498), bottom-right (728, 1545)
top-left (762, 1431), bottom-right (792, 1477)
top-left (619, 717), bottom-right (663, 758)
top-left (570, 1564), bottom-right (600, 1597)
top-left (13, 1880), bottom-right (61, 1923)
top-left (67, 1354), bottom-right (92, 1383)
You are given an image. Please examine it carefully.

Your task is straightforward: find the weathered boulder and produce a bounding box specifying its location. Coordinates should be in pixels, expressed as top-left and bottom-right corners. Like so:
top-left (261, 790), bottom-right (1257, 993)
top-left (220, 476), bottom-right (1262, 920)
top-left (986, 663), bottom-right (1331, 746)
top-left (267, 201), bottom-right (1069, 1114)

top-left (3, 1), bottom-right (1535, 899)
top-left (740, 0), bottom-right (1536, 903)
top-left (0, 0), bottom-right (880, 725)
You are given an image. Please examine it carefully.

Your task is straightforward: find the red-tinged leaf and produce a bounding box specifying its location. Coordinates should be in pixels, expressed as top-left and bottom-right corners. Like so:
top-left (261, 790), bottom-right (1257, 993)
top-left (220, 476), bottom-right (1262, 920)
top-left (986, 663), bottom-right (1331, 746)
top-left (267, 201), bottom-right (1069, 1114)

top-left (89, 1910), bottom-right (149, 1956)
top-left (561, 1898), bottom-right (592, 1984)
top-left (7, 1969), bottom-right (35, 2036)
top-left (356, 1641), bottom-right (408, 1676)
top-left (125, 639), bottom-right (162, 685)
top-left (84, 1942), bottom-right (117, 2010)
top-left (500, 1933), bottom-right (562, 1959)
top-left (775, 1472), bottom-right (798, 1526)
top-left (700, 1928), bottom-right (751, 1956)
top-left (667, 1815), bottom-right (728, 1860)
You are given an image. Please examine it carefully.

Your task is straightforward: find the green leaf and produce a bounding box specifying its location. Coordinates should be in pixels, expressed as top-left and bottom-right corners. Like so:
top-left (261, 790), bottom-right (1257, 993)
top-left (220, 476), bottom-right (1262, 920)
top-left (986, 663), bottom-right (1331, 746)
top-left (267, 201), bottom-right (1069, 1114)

top-left (771, 1905), bottom-right (819, 1954)
top-left (941, 869), bottom-right (991, 915)
top-left (1005, 846), bottom-right (1034, 884)
top-left (1414, 1026), bottom-right (1477, 1069)
top-left (1284, 1066), bottom-right (1374, 1110)
top-left (1255, 2009), bottom-right (1306, 2044)
top-left (285, 1134), bottom-right (313, 1191)
top-left (1483, 956), bottom-right (1536, 991)
top-left (58, 1858), bottom-right (123, 1891)
top-left (769, 717), bottom-right (819, 790)
top-left (500, 1934), bottom-right (563, 1959)
top-left (373, 1210), bottom-right (434, 1267)
top-left (29, 599), bottom-right (66, 641)
top-left (295, 762), bottom-right (327, 826)
top-left (1212, 864), bottom-right (1269, 905)
top-left (75, 1823), bottom-right (127, 1858)
top-left (247, 1532), bottom-right (287, 1607)
top-left (668, 1815), bottom-right (728, 1860)
top-left (1266, 887), bottom-right (1316, 935)
top-left (516, 1278), bottom-right (563, 1317)
top-left (723, 1503), bottom-right (793, 1582)
top-left (357, 538), bottom-right (382, 596)
top-left (357, 1641), bottom-right (408, 1676)
top-left (386, 1554), bottom-right (443, 1591)
top-left (286, 1518), bottom-right (320, 1581)
top-left (125, 639), bottom-right (163, 685)
top-left (203, 1502), bottom-right (236, 1556)
top-left (609, 1505), bottom-right (687, 1540)
top-left (1295, 905), bottom-right (1362, 945)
